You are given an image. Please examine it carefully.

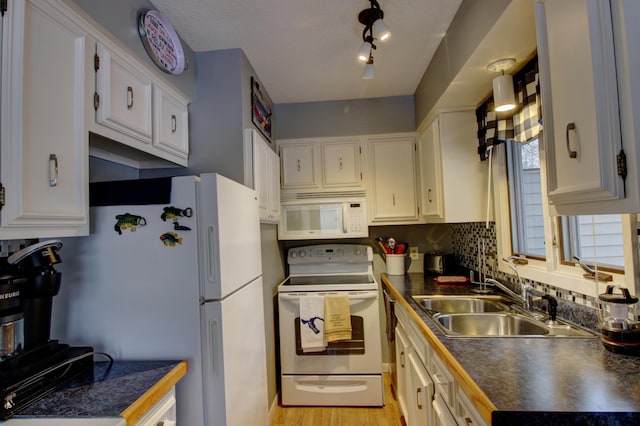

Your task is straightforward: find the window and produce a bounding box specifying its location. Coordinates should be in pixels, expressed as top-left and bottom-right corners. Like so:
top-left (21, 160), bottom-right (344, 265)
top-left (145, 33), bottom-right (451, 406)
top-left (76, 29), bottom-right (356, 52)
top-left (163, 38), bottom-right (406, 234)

top-left (506, 136), bottom-right (625, 271)
top-left (506, 138), bottom-right (545, 258)
top-left (561, 214), bottom-right (624, 270)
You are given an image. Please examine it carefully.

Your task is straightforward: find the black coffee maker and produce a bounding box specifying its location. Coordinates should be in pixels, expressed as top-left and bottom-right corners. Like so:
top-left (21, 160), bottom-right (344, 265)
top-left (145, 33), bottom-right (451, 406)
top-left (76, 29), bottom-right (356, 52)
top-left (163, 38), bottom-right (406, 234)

top-left (0, 240), bottom-right (94, 420)
top-left (0, 264), bottom-right (27, 361)
top-left (7, 240), bottom-right (63, 350)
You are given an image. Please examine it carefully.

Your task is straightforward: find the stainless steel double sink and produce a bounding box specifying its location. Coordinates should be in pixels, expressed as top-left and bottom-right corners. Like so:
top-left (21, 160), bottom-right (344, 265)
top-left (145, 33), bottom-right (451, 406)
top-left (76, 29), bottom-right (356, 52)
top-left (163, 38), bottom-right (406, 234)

top-left (412, 295), bottom-right (597, 338)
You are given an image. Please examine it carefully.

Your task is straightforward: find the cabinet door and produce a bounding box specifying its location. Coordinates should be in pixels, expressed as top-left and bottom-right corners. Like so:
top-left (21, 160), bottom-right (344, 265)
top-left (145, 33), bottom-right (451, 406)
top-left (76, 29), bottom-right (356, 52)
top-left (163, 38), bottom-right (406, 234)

top-left (268, 146), bottom-right (281, 222)
top-left (95, 42), bottom-right (153, 144)
top-left (322, 140), bottom-right (362, 187)
top-left (153, 86), bottom-right (189, 161)
top-left (1, 0), bottom-right (91, 238)
top-left (280, 143), bottom-right (319, 189)
top-left (418, 119), bottom-right (443, 218)
top-left (369, 136), bottom-right (419, 223)
top-left (395, 324), bottom-right (411, 423)
top-left (408, 352), bottom-right (434, 426)
top-left (536, 0), bottom-right (623, 208)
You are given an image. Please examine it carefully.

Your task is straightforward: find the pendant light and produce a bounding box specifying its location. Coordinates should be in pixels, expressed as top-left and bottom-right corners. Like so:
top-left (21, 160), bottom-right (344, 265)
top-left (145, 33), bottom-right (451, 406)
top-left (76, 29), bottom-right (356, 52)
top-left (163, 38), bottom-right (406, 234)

top-left (488, 58), bottom-right (516, 112)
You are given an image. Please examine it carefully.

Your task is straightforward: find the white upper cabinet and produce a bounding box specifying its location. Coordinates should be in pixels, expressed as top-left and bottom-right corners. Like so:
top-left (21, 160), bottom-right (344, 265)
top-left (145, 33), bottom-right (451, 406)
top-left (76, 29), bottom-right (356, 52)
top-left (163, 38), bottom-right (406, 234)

top-left (245, 129), bottom-right (280, 223)
top-left (278, 137), bottom-right (363, 193)
top-left (0, 0), bottom-right (93, 238)
top-left (92, 40), bottom-right (190, 168)
top-left (154, 86), bottom-right (190, 161)
top-left (279, 142), bottom-right (319, 190)
top-left (85, 25), bottom-right (191, 170)
top-left (368, 134), bottom-right (420, 224)
top-left (94, 42), bottom-right (153, 145)
top-left (418, 111), bottom-right (487, 223)
top-left (536, 0), bottom-right (640, 214)
top-left (321, 140), bottom-right (362, 188)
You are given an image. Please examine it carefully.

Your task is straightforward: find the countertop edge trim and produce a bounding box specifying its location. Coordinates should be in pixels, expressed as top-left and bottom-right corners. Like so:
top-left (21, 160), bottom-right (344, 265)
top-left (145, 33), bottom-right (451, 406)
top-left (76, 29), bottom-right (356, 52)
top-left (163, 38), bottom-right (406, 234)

top-left (119, 360), bottom-right (188, 425)
top-left (381, 274), bottom-right (496, 424)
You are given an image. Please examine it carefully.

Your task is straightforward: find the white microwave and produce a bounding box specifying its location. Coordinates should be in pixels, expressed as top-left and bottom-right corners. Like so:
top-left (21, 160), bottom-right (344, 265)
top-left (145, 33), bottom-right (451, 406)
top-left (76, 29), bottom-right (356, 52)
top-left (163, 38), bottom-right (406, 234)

top-left (278, 199), bottom-right (369, 240)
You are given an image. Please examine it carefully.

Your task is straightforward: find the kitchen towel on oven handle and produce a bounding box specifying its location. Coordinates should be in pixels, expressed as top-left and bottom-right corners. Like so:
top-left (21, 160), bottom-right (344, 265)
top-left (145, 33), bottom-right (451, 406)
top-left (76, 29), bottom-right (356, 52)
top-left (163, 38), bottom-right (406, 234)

top-left (324, 294), bottom-right (352, 342)
top-left (299, 295), bottom-right (326, 352)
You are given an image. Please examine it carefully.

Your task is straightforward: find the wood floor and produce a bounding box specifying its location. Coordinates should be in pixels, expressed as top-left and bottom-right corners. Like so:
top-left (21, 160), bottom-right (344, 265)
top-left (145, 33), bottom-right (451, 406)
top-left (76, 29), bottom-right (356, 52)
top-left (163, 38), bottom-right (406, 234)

top-left (270, 373), bottom-right (403, 426)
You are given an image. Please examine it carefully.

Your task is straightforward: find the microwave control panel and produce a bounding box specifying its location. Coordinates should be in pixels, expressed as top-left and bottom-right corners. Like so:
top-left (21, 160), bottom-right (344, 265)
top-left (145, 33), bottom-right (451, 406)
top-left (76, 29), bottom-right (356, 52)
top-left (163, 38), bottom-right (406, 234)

top-left (344, 202), bottom-right (365, 233)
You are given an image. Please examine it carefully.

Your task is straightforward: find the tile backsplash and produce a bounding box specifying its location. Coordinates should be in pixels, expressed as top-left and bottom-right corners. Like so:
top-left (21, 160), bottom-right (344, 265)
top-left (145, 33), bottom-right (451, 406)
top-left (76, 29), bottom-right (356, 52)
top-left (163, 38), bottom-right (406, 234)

top-left (0, 239), bottom-right (38, 258)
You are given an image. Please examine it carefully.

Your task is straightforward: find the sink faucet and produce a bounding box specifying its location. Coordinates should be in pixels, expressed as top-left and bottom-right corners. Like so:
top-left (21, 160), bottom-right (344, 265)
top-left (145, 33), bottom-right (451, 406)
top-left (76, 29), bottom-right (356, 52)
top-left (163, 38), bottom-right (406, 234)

top-left (483, 277), bottom-right (528, 307)
top-left (484, 277), bottom-right (557, 322)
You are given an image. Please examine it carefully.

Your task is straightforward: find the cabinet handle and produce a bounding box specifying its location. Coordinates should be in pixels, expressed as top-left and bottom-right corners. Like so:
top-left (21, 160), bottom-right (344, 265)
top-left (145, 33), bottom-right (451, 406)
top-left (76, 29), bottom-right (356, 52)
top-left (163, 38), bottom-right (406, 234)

top-left (339, 157), bottom-right (343, 170)
top-left (428, 188), bottom-right (432, 203)
top-left (171, 114), bottom-right (177, 133)
top-left (49, 154), bottom-right (58, 187)
top-left (416, 387), bottom-right (423, 410)
top-left (297, 159), bottom-right (301, 172)
top-left (400, 350), bottom-right (405, 368)
top-left (565, 122), bottom-right (577, 158)
top-left (392, 193), bottom-right (396, 206)
top-left (127, 86), bottom-right (134, 110)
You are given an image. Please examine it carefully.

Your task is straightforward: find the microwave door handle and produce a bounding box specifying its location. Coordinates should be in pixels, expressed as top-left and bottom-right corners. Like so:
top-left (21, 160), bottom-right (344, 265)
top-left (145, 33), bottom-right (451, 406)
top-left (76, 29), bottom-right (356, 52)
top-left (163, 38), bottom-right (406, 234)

top-left (342, 204), bottom-right (348, 233)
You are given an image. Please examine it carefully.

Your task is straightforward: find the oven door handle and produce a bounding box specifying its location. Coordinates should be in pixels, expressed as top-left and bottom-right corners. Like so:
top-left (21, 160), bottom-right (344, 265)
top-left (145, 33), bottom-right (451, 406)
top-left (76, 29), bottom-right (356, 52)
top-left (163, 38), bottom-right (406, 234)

top-left (279, 292), bottom-right (378, 301)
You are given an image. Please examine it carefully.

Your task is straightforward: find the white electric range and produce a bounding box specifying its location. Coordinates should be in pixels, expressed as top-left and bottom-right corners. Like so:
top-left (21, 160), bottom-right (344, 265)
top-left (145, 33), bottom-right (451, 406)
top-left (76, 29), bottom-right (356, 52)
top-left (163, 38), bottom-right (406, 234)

top-left (277, 244), bottom-right (384, 406)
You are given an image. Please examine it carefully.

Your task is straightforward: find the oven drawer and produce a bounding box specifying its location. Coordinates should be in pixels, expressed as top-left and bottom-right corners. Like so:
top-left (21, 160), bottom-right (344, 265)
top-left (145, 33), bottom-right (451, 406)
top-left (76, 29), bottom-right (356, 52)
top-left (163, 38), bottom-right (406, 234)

top-left (281, 375), bottom-right (384, 406)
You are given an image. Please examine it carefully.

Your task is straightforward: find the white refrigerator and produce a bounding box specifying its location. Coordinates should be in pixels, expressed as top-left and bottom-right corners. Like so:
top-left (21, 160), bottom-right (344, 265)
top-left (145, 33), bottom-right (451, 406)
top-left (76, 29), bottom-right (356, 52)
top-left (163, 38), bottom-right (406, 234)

top-left (51, 173), bottom-right (268, 426)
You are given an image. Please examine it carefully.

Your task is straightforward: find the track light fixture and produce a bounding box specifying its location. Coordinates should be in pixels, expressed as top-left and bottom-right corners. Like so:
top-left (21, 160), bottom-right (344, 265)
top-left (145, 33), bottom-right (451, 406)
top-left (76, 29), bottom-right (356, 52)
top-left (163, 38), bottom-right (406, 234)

top-left (357, 0), bottom-right (390, 78)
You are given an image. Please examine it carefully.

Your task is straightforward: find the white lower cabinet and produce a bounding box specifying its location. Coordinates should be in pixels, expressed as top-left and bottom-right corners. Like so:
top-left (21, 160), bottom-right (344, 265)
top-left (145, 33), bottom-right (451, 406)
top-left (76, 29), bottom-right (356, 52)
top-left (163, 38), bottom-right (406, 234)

top-left (133, 387), bottom-right (176, 426)
top-left (394, 301), bottom-right (488, 426)
top-left (407, 351), bottom-right (434, 426)
top-left (394, 323), bottom-right (411, 424)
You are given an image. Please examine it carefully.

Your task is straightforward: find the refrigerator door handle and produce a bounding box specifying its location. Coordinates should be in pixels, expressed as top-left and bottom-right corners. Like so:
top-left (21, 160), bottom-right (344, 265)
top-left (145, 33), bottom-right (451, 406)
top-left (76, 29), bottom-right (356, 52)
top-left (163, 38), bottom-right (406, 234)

top-left (208, 318), bottom-right (220, 377)
top-left (206, 225), bottom-right (218, 283)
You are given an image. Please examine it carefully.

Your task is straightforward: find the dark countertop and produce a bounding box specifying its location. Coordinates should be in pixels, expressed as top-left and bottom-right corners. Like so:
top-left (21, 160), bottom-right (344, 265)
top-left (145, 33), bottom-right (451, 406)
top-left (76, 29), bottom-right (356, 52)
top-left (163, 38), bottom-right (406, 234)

top-left (13, 359), bottom-right (187, 423)
top-left (383, 272), bottom-right (640, 426)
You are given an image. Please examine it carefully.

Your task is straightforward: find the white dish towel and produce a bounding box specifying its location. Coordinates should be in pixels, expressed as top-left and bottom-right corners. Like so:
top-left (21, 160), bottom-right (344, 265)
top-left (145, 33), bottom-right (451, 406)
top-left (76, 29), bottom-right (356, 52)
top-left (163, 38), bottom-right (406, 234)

top-left (299, 295), bottom-right (326, 353)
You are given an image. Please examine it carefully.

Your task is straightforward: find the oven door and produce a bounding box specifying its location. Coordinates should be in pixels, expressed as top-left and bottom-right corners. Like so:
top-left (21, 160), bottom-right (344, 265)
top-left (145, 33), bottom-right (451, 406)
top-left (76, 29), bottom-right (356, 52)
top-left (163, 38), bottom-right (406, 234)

top-left (278, 290), bottom-right (382, 375)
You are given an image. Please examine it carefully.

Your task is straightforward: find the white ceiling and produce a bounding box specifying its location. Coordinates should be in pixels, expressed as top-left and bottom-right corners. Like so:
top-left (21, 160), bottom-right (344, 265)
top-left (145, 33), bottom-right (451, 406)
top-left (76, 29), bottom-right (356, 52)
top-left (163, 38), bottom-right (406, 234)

top-left (149, 0), bottom-right (463, 104)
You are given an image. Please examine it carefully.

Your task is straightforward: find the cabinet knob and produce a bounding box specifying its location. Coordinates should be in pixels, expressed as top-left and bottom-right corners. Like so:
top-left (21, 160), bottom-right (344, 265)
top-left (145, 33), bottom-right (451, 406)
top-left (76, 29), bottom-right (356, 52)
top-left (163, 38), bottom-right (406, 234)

top-left (565, 122), bottom-right (577, 158)
top-left (127, 86), bottom-right (134, 110)
top-left (49, 154), bottom-right (58, 187)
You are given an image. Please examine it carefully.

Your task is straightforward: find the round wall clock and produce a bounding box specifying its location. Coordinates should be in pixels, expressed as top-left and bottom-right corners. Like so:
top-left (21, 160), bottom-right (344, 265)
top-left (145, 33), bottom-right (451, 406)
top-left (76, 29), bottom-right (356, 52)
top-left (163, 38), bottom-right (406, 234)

top-left (138, 9), bottom-right (187, 75)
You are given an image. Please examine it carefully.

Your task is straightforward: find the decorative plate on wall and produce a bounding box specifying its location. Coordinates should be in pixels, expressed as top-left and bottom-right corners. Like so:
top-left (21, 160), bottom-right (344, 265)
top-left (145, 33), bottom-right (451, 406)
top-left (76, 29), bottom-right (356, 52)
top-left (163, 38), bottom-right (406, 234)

top-left (138, 9), bottom-right (187, 75)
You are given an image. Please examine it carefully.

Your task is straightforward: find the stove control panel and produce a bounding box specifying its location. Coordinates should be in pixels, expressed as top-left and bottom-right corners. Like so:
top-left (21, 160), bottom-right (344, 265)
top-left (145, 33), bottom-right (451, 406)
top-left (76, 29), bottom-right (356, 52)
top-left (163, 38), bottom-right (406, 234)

top-left (287, 244), bottom-right (372, 265)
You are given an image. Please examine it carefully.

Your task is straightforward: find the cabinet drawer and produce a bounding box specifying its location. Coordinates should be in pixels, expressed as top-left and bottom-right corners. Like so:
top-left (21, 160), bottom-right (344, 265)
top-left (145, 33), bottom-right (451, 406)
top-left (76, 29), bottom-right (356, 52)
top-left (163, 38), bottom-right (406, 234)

top-left (394, 301), bottom-right (410, 328)
top-left (431, 352), bottom-right (454, 408)
top-left (133, 387), bottom-right (176, 426)
top-left (407, 317), bottom-right (430, 369)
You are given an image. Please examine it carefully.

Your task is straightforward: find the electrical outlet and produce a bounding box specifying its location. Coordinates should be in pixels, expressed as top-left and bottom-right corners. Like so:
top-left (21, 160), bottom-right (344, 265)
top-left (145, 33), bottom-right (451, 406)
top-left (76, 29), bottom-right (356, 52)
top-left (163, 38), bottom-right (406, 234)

top-left (409, 246), bottom-right (419, 261)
